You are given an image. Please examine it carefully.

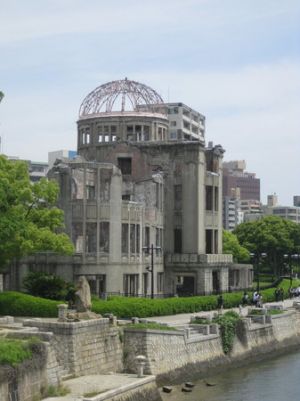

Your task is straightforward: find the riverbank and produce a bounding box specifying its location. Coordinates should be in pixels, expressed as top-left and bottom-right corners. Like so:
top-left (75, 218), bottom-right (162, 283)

top-left (124, 300), bottom-right (300, 385)
top-left (1, 299), bottom-right (300, 401)
top-left (160, 348), bottom-right (300, 401)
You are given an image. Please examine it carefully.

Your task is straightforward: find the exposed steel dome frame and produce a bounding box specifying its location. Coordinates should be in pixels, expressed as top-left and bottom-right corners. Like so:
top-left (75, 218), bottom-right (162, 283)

top-left (79, 78), bottom-right (165, 117)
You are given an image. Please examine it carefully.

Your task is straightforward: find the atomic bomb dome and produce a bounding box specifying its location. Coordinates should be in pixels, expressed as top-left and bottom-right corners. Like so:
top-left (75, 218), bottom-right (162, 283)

top-left (79, 78), bottom-right (165, 118)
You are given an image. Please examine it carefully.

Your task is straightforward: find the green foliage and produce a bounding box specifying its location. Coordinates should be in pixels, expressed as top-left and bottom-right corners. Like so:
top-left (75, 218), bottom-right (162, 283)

top-left (41, 385), bottom-right (69, 398)
top-left (23, 271), bottom-right (74, 300)
top-left (249, 308), bottom-right (283, 315)
top-left (0, 91), bottom-right (4, 103)
top-left (190, 316), bottom-right (211, 324)
top-left (0, 279), bottom-right (298, 319)
top-left (234, 216), bottom-right (300, 276)
top-left (0, 337), bottom-right (38, 366)
top-left (0, 155), bottom-right (74, 270)
top-left (223, 230), bottom-right (250, 262)
top-left (0, 291), bottom-right (61, 317)
top-left (213, 311), bottom-right (240, 354)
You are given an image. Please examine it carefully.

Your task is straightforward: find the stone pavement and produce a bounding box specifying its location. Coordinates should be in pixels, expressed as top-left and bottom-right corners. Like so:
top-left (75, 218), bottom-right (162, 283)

top-left (42, 373), bottom-right (155, 401)
top-left (145, 298), bottom-right (298, 327)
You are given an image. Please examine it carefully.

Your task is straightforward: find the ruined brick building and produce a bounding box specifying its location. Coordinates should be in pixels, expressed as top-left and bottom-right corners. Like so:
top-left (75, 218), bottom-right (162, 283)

top-left (13, 79), bottom-right (252, 296)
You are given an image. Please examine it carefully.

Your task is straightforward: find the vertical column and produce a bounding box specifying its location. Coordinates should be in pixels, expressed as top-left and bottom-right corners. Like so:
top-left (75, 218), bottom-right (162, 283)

top-left (96, 167), bottom-right (100, 263)
top-left (109, 167), bottom-right (122, 263)
top-left (82, 164), bottom-right (87, 262)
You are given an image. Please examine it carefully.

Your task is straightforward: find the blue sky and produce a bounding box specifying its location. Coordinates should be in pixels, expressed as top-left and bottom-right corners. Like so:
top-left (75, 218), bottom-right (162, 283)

top-left (0, 0), bottom-right (299, 204)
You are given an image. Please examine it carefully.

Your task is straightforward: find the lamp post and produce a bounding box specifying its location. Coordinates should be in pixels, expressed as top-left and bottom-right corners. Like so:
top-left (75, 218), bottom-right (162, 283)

top-left (284, 254), bottom-right (300, 288)
top-left (250, 252), bottom-right (267, 292)
top-left (283, 254), bottom-right (292, 288)
top-left (142, 244), bottom-right (161, 299)
top-left (292, 254), bottom-right (300, 280)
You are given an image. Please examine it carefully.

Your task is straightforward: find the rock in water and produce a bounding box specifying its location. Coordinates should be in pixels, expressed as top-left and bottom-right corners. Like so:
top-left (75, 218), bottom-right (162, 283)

top-left (204, 380), bottom-right (217, 387)
top-left (182, 387), bottom-right (192, 392)
top-left (185, 382), bottom-right (195, 388)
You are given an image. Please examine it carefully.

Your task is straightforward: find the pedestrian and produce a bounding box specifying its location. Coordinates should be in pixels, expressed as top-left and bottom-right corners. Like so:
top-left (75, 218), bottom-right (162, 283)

top-left (252, 291), bottom-right (258, 306)
top-left (279, 287), bottom-right (284, 302)
top-left (242, 291), bottom-right (249, 306)
top-left (217, 294), bottom-right (224, 312)
top-left (274, 288), bottom-right (280, 302)
top-left (257, 293), bottom-right (263, 308)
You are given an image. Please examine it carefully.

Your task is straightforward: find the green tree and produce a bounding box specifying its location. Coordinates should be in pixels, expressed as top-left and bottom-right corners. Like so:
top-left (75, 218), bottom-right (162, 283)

top-left (234, 216), bottom-right (300, 276)
top-left (0, 91), bottom-right (4, 103)
top-left (0, 155), bottom-right (74, 270)
top-left (223, 230), bottom-right (250, 263)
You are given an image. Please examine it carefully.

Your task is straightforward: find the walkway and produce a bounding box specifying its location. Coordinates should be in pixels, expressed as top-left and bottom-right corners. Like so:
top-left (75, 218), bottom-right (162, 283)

top-left (145, 298), bottom-right (298, 327)
top-left (42, 374), bottom-right (155, 401)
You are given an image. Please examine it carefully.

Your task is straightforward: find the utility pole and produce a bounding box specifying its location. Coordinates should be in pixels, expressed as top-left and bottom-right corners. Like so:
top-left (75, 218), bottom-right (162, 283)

top-left (143, 243), bottom-right (161, 299)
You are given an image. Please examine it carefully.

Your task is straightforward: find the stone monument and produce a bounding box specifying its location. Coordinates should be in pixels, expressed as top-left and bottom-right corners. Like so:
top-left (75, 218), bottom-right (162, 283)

top-left (74, 275), bottom-right (92, 312)
top-left (58, 276), bottom-right (101, 321)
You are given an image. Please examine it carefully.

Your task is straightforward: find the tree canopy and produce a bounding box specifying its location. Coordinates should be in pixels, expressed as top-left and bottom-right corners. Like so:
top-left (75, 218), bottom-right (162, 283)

top-left (234, 216), bottom-right (300, 276)
top-left (0, 91), bottom-right (4, 103)
top-left (0, 155), bottom-right (74, 270)
top-left (222, 230), bottom-right (250, 263)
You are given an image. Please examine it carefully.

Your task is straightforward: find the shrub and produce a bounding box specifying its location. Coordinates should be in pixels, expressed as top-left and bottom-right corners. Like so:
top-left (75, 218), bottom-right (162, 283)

top-left (0, 279), bottom-right (297, 319)
top-left (213, 311), bottom-right (240, 354)
top-left (0, 337), bottom-right (39, 366)
top-left (23, 272), bottom-right (74, 300)
top-left (0, 291), bottom-right (61, 317)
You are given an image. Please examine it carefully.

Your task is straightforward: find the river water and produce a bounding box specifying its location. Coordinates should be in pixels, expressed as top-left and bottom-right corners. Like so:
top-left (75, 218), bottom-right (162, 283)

top-left (161, 349), bottom-right (300, 401)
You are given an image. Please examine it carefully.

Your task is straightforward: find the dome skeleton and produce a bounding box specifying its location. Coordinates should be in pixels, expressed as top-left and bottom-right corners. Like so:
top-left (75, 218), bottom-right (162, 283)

top-left (79, 78), bottom-right (165, 117)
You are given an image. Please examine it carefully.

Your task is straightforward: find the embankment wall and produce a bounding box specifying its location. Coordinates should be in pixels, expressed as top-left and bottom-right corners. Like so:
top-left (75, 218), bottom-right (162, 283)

top-left (124, 309), bottom-right (300, 383)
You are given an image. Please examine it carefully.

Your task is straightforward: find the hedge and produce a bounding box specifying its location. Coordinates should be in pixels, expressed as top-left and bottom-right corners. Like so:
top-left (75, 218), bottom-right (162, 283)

top-left (0, 292), bottom-right (60, 317)
top-left (0, 279), bottom-right (298, 319)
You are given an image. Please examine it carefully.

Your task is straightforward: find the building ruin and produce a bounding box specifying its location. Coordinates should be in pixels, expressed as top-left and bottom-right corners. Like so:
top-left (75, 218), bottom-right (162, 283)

top-left (12, 78), bottom-right (252, 295)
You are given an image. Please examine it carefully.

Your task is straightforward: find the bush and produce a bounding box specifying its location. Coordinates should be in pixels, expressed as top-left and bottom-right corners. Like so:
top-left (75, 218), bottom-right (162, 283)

top-left (91, 279), bottom-right (298, 319)
top-left (213, 311), bottom-right (240, 354)
top-left (0, 337), bottom-right (40, 366)
top-left (0, 279), bottom-right (297, 319)
top-left (23, 272), bottom-right (74, 301)
top-left (0, 291), bottom-right (61, 317)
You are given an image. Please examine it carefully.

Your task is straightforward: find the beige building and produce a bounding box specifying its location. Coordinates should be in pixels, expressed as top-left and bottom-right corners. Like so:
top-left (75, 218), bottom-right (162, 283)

top-left (11, 79), bottom-right (252, 296)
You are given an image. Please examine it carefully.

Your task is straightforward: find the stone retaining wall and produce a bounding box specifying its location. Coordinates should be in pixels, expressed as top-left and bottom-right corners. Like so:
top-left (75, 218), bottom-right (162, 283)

top-left (23, 318), bottom-right (123, 376)
top-left (124, 309), bottom-right (300, 383)
top-left (0, 343), bottom-right (48, 401)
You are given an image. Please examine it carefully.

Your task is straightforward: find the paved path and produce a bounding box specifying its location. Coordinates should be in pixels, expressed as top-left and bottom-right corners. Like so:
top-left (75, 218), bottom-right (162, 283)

top-left (145, 298), bottom-right (299, 327)
top-left (42, 374), bottom-right (155, 401)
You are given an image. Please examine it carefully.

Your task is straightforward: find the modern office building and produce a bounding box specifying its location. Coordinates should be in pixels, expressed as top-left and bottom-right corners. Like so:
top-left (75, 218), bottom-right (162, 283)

top-left (294, 196), bottom-right (300, 207)
top-left (223, 160), bottom-right (260, 201)
top-left (8, 157), bottom-right (48, 182)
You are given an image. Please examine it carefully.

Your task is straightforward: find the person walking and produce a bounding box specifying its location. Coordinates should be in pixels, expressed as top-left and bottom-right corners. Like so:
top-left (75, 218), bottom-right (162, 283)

top-left (217, 294), bottom-right (224, 313)
top-left (242, 291), bottom-right (249, 306)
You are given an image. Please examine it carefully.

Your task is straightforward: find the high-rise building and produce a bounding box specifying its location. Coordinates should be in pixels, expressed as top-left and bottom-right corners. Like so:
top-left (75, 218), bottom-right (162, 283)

top-left (267, 193), bottom-right (278, 207)
top-left (293, 196), bottom-right (300, 207)
top-left (8, 156), bottom-right (48, 182)
top-left (222, 160), bottom-right (260, 201)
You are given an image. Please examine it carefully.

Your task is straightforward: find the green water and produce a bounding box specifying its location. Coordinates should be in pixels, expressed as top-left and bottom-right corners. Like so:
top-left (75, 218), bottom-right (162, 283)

top-left (161, 350), bottom-right (300, 401)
